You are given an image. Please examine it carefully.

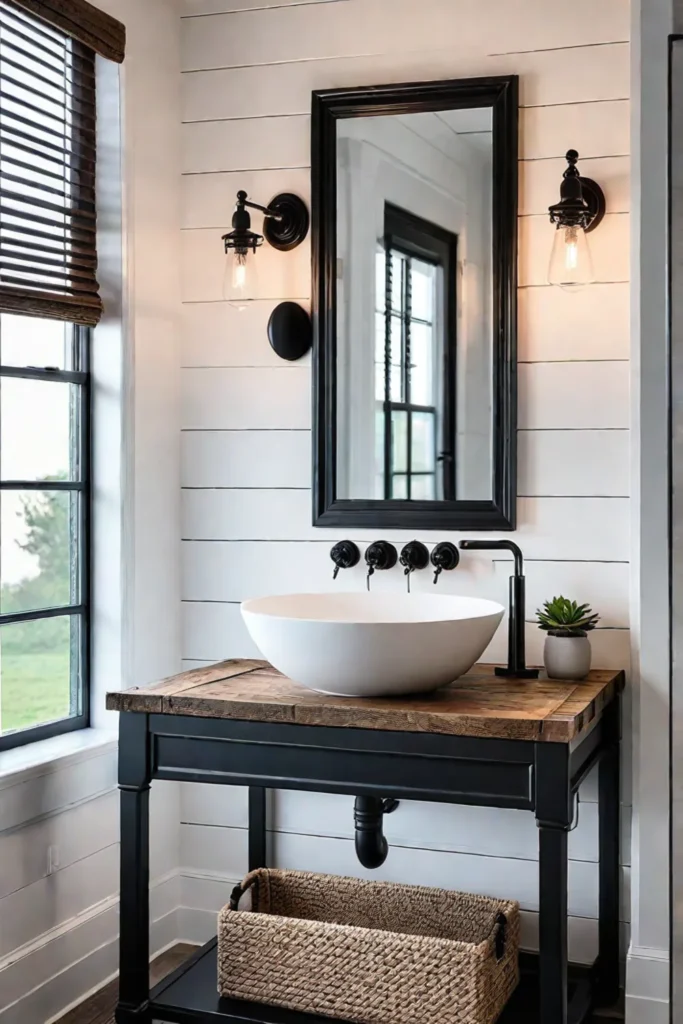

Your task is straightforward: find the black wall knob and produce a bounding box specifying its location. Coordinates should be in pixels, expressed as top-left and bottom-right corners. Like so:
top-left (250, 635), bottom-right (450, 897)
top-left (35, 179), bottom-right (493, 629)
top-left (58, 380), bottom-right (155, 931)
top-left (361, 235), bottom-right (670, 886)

top-left (399, 540), bottom-right (430, 574)
top-left (330, 540), bottom-right (361, 580)
top-left (431, 542), bottom-right (460, 583)
top-left (268, 301), bottom-right (312, 361)
top-left (365, 541), bottom-right (398, 572)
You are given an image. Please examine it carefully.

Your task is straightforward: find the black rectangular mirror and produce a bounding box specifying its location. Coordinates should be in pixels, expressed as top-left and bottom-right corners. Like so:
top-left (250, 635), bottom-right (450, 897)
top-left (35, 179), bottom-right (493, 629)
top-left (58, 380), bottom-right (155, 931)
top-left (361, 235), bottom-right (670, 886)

top-left (312, 76), bottom-right (518, 530)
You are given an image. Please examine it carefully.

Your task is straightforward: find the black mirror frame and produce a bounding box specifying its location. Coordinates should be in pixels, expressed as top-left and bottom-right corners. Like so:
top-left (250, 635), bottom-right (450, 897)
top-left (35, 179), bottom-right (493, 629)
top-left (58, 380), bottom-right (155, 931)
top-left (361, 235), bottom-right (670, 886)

top-left (311, 75), bottom-right (519, 530)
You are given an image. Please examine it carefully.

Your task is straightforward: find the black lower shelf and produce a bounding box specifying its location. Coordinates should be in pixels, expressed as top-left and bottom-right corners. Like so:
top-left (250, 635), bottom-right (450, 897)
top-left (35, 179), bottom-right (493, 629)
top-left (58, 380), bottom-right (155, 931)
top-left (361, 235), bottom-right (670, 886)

top-left (148, 939), bottom-right (595, 1024)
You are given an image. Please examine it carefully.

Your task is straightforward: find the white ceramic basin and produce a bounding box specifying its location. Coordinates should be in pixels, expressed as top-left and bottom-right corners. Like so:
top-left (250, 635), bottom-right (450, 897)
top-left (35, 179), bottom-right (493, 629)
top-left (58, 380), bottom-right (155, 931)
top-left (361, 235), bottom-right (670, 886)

top-left (241, 592), bottom-right (505, 697)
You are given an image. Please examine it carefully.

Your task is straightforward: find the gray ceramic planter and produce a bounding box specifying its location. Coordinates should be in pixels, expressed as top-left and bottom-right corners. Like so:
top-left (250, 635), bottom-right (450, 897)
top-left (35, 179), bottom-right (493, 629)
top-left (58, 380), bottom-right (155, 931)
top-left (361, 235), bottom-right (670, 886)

top-left (543, 634), bottom-right (592, 680)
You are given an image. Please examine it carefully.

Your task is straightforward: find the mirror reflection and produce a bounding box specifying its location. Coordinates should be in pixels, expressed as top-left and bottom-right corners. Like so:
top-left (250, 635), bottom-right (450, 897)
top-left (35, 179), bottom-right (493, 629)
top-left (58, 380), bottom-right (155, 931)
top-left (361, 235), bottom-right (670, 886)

top-left (335, 108), bottom-right (494, 502)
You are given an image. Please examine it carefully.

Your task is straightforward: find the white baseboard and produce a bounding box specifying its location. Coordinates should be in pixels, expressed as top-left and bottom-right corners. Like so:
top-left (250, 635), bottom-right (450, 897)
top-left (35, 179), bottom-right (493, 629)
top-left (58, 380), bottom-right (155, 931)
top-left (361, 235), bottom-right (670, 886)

top-left (0, 871), bottom-right (180, 1024)
top-left (178, 905), bottom-right (221, 946)
top-left (625, 993), bottom-right (669, 1024)
top-left (626, 945), bottom-right (670, 1024)
top-left (176, 870), bottom-right (240, 945)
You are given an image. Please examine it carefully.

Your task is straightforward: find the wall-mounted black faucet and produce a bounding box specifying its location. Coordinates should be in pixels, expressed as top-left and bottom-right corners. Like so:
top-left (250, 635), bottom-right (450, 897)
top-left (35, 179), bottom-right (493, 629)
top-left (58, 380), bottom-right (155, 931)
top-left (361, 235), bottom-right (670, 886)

top-left (365, 541), bottom-right (397, 590)
top-left (399, 540), bottom-right (429, 590)
top-left (458, 540), bottom-right (539, 679)
top-left (330, 540), bottom-right (361, 580)
top-left (430, 542), bottom-right (460, 584)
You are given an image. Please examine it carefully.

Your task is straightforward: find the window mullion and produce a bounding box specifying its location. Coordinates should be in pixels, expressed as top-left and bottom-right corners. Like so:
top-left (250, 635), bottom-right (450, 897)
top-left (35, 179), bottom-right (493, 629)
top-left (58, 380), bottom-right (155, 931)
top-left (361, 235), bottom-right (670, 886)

top-left (76, 326), bottom-right (90, 725)
top-left (0, 365), bottom-right (87, 384)
top-left (0, 604), bottom-right (85, 626)
top-left (383, 241), bottom-right (393, 500)
top-left (0, 480), bottom-right (85, 490)
top-left (404, 259), bottom-right (412, 500)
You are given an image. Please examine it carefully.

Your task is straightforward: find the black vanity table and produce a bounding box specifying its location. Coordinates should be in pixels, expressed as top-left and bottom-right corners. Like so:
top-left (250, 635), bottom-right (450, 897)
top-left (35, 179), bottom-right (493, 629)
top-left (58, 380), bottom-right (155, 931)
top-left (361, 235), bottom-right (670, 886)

top-left (107, 659), bottom-right (623, 1024)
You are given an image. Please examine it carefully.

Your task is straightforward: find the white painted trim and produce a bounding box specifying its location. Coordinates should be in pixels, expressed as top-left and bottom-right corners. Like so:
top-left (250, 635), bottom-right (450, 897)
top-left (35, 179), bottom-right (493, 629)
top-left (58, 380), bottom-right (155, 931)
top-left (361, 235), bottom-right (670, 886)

top-left (91, 49), bottom-right (130, 736)
top-left (627, 945), bottom-right (671, 999)
top-left (0, 732), bottom-right (116, 791)
top-left (628, 4), bottom-right (672, 1022)
top-left (625, 945), bottom-right (670, 1024)
top-left (0, 871), bottom-right (180, 1024)
top-left (177, 905), bottom-right (222, 946)
top-left (41, 914), bottom-right (182, 1024)
top-left (0, 750), bottom-right (117, 835)
top-left (624, 994), bottom-right (670, 1024)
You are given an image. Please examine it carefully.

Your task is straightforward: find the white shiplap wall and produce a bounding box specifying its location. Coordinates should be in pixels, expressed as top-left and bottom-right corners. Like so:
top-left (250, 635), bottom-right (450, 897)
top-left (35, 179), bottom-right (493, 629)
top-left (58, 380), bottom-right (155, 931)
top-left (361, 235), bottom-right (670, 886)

top-left (179, 0), bottom-right (631, 965)
top-left (0, 0), bottom-right (183, 1020)
top-left (0, 750), bottom-right (179, 1024)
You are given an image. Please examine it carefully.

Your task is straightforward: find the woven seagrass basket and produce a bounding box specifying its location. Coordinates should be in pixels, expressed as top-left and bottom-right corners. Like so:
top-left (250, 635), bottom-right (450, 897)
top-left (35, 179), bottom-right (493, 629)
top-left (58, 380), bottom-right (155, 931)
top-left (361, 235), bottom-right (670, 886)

top-left (217, 869), bottom-right (520, 1024)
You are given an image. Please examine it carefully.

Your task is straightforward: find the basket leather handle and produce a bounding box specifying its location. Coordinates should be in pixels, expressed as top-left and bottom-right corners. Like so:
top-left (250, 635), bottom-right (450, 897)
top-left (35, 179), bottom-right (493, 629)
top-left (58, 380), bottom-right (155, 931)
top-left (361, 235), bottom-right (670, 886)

top-left (229, 870), bottom-right (263, 911)
top-left (229, 884), bottom-right (245, 911)
top-left (494, 912), bottom-right (507, 961)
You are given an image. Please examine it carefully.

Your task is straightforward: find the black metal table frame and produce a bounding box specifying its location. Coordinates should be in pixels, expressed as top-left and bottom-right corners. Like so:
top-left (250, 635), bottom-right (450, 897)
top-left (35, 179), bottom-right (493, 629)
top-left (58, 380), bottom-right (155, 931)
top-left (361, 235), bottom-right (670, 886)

top-left (115, 698), bottom-right (620, 1024)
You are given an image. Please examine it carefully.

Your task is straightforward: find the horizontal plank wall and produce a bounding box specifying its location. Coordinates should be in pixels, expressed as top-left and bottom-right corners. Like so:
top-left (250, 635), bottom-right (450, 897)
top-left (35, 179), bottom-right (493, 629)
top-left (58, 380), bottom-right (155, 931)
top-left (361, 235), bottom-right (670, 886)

top-left (0, 751), bottom-right (178, 1024)
top-left (179, 0), bottom-right (631, 965)
top-left (0, 1), bottom-right (183, 1022)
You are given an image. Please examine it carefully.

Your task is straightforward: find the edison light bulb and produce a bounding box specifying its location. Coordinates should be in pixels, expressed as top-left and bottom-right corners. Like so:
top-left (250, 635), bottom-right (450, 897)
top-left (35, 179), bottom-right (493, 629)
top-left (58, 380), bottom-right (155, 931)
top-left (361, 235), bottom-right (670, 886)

top-left (548, 224), bottom-right (594, 291)
top-left (223, 250), bottom-right (257, 310)
top-left (232, 252), bottom-right (247, 291)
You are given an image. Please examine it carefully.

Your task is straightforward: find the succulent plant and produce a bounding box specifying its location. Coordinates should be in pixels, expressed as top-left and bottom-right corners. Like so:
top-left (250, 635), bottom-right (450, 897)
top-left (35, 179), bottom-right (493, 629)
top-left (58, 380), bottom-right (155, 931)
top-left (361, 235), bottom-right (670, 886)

top-left (536, 596), bottom-right (600, 638)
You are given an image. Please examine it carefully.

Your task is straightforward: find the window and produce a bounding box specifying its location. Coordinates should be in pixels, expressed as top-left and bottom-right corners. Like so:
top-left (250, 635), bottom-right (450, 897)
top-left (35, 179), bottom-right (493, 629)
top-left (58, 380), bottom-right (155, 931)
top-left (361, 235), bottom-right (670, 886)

top-left (0, 317), bottom-right (90, 749)
top-left (0, 0), bottom-right (124, 749)
top-left (376, 204), bottom-right (458, 502)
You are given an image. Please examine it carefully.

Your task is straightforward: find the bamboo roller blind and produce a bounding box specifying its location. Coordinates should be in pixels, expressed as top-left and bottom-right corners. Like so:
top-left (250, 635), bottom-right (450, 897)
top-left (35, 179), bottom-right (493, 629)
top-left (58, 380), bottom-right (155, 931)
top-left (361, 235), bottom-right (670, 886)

top-left (0, 0), bottom-right (125, 326)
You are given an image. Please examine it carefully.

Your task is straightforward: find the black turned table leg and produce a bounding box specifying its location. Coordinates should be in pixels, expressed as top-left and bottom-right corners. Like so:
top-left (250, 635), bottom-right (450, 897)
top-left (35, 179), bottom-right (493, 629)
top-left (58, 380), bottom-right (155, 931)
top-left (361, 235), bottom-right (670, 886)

top-left (116, 713), bottom-right (151, 1024)
top-left (536, 742), bottom-right (572, 1024)
top-left (597, 698), bottom-right (621, 1006)
top-left (248, 786), bottom-right (267, 870)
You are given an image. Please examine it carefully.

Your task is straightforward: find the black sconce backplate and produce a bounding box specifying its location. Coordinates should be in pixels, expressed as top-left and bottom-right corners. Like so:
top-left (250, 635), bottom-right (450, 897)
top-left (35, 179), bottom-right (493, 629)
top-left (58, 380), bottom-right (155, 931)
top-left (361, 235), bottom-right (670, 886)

top-left (577, 176), bottom-right (606, 233)
top-left (268, 301), bottom-right (312, 361)
top-left (548, 150), bottom-right (606, 233)
top-left (264, 193), bottom-right (310, 251)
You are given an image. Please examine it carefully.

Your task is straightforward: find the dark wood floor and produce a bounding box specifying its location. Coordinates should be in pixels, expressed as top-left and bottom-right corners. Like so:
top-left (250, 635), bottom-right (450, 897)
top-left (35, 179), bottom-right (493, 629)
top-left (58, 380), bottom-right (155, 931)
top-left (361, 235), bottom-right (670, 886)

top-left (55, 944), bottom-right (197, 1024)
top-left (56, 944), bottom-right (625, 1024)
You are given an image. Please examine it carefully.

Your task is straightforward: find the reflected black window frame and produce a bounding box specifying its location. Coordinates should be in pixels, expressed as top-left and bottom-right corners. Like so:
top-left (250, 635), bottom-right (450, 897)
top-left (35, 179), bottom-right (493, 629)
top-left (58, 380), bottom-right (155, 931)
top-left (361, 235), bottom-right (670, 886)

top-left (380, 203), bottom-right (457, 503)
top-left (0, 324), bottom-right (91, 751)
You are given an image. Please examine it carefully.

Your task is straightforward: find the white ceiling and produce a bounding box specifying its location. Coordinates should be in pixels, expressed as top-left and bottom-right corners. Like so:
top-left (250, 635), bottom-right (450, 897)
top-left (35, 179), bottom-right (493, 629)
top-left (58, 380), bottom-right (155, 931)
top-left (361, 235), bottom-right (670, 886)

top-left (397, 108), bottom-right (493, 163)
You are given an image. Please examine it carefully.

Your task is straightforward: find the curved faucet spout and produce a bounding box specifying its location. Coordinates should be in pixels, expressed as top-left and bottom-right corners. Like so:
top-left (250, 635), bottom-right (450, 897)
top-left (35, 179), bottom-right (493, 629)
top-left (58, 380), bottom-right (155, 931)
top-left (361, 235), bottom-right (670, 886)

top-left (458, 539), bottom-right (538, 679)
top-left (459, 538), bottom-right (524, 577)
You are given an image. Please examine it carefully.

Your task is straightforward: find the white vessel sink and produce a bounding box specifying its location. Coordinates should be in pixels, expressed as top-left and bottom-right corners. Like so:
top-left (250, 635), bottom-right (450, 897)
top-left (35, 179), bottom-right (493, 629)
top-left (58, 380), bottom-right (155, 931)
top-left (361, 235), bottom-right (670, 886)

top-left (241, 592), bottom-right (505, 697)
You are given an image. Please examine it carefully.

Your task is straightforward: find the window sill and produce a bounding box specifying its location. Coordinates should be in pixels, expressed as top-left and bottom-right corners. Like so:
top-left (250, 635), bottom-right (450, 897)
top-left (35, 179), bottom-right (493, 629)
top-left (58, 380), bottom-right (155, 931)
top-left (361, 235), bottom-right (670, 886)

top-left (0, 727), bottom-right (117, 791)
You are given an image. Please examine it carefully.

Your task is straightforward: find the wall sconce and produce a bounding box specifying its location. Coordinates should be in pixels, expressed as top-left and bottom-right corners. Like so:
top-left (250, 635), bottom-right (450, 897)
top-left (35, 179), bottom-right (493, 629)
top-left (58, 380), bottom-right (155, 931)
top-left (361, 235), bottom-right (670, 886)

top-left (221, 189), bottom-right (312, 360)
top-left (547, 150), bottom-right (606, 290)
top-left (222, 190), bottom-right (309, 305)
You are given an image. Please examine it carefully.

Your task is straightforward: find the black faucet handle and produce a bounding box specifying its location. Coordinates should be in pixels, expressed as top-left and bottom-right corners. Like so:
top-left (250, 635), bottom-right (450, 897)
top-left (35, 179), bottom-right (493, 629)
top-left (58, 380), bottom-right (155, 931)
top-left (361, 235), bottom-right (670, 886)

top-left (430, 542), bottom-right (460, 584)
top-left (365, 541), bottom-right (398, 572)
top-left (399, 540), bottom-right (429, 575)
top-left (330, 540), bottom-right (361, 580)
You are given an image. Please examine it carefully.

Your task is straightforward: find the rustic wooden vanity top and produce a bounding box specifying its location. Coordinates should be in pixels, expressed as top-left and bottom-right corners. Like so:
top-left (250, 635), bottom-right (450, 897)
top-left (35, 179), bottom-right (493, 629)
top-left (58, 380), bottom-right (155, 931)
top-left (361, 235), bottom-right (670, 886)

top-left (106, 660), bottom-right (624, 743)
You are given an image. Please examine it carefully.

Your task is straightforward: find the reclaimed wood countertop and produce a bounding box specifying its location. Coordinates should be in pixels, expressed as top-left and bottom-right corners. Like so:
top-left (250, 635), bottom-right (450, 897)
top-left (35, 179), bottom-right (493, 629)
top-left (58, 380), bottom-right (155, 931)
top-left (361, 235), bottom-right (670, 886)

top-left (106, 660), bottom-right (624, 743)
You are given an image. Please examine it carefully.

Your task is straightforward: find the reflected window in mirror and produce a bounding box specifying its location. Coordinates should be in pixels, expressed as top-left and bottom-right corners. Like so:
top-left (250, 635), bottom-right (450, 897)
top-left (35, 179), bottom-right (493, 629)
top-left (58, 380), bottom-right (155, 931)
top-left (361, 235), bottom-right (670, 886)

top-left (375, 204), bottom-right (457, 502)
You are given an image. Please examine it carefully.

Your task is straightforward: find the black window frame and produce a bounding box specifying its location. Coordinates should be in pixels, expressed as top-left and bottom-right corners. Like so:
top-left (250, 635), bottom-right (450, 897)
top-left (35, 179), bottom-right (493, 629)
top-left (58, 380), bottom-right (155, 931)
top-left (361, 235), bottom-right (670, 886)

top-left (381, 203), bottom-right (458, 502)
top-left (0, 323), bottom-right (91, 752)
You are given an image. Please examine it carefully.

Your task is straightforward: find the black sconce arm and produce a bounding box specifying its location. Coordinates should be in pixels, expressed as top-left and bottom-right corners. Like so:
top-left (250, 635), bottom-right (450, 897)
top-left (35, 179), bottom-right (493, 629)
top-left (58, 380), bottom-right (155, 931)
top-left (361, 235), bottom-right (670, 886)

top-left (232, 188), bottom-right (309, 247)
top-left (242, 197), bottom-right (284, 223)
